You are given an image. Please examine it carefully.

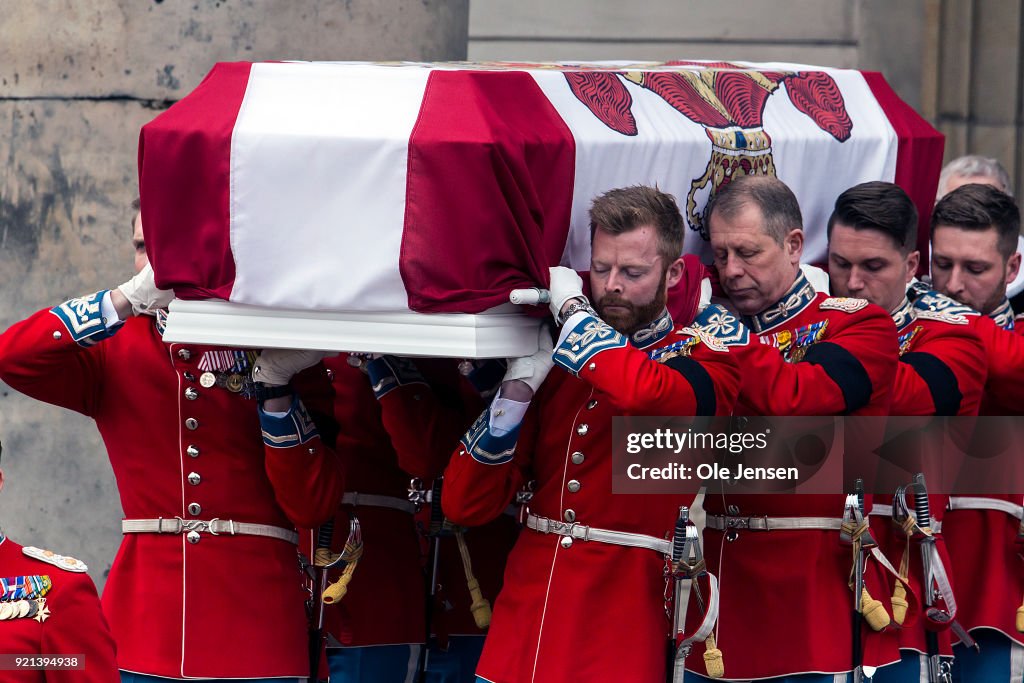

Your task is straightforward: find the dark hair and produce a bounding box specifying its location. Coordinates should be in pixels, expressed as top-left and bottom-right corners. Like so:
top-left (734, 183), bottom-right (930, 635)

top-left (589, 185), bottom-right (684, 265)
top-left (931, 183), bottom-right (1020, 260)
top-left (705, 175), bottom-right (803, 245)
top-left (827, 181), bottom-right (918, 253)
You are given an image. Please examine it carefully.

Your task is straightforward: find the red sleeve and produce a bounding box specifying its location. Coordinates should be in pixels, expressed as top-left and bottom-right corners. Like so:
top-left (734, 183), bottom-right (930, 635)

top-left (551, 307), bottom-right (741, 416)
top-left (442, 402), bottom-right (536, 527)
top-left (976, 316), bottom-right (1024, 409)
top-left (42, 573), bottom-right (120, 683)
top-left (740, 305), bottom-right (898, 416)
top-left (262, 364), bottom-right (346, 527)
top-left (893, 321), bottom-right (986, 416)
top-left (0, 308), bottom-right (107, 416)
top-left (573, 338), bottom-right (739, 416)
top-left (377, 361), bottom-right (482, 480)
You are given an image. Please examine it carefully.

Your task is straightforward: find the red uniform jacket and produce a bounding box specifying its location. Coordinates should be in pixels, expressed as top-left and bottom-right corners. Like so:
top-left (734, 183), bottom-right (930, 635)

top-left (0, 298), bottom-right (344, 678)
top-left (692, 272), bottom-right (903, 679)
top-left (868, 291), bottom-right (983, 655)
top-left (0, 535), bottom-right (119, 683)
top-left (900, 292), bottom-right (1024, 415)
top-left (369, 357), bottom-right (519, 641)
top-left (732, 272), bottom-right (898, 417)
top-left (928, 296), bottom-right (1024, 646)
top-left (890, 294), bottom-right (986, 417)
top-left (313, 356), bottom-right (435, 648)
top-left (443, 305), bottom-right (742, 683)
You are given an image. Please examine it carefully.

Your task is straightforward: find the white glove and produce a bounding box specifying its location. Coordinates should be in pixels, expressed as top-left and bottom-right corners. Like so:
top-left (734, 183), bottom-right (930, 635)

top-left (253, 349), bottom-right (332, 386)
top-left (116, 263), bottom-right (174, 316)
top-left (502, 324), bottom-right (555, 394)
top-left (548, 266), bottom-right (586, 319)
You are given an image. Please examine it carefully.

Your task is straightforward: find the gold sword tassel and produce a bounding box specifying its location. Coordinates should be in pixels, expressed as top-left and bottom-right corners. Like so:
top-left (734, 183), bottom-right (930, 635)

top-left (455, 528), bottom-right (491, 629)
top-left (322, 520), bottom-right (364, 605)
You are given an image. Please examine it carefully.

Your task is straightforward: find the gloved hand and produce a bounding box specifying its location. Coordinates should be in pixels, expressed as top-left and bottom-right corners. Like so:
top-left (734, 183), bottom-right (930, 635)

top-left (116, 263), bottom-right (174, 316)
top-left (502, 324), bottom-right (555, 394)
top-left (548, 266), bottom-right (586, 320)
top-left (253, 349), bottom-right (332, 386)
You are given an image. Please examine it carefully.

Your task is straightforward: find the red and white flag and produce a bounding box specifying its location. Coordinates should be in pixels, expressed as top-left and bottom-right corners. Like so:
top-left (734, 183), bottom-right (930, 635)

top-left (139, 60), bottom-right (943, 315)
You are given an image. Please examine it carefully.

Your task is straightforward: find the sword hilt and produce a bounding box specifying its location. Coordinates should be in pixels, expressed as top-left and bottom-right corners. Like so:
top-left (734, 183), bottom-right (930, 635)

top-left (672, 507), bottom-right (689, 565)
top-left (316, 519), bottom-right (334, 551)
top-left (429, 477), bottom-right (445, 536)
top-left (913, 473), bottom-right (931, 530)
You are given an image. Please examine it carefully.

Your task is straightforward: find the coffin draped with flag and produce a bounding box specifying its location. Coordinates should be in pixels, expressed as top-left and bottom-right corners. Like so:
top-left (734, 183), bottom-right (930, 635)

top-left (139, 60), bottom-right (943, 356)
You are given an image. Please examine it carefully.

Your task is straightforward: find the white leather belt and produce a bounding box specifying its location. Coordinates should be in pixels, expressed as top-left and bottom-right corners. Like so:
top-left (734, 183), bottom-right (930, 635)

top-left (868, 504), bottom-right (942, 532)
top-left (342, 492), bottom-right (417, 514)
top-left (526, 512), bottom-right (671, 554)
top-left (705, 514), bottom-right (844, 531)
top-left (122, 517), bottom-right (299, 544)
top-left (948, 496), bottom-right (1024, 520)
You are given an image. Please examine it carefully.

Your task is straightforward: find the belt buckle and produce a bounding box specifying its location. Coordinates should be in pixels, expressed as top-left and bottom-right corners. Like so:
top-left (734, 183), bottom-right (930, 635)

top-left (565, 522), bottom-right (589, 542)
top-left (408, 478), bottom-right (429, 509)
top-left (177, 517), bottom-right (210, 534)
top-left (725, 516), bottom-right (749, 530)
top-left (726, 515), bottom-right (768, 530)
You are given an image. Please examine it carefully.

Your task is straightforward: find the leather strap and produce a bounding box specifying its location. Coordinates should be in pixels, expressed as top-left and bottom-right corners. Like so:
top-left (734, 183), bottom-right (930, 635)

top-left (526, 512), bottom-right (671, 554)
top-left (868, 504), bottom-right (942, 532)
top-left (121, 517), bottom-right (299, 544)
top-left (341, 492), bottom-right (417, 514)
top-left (947, 496), bottom-right (1024, 520)
top-left (705, 514), bottom-right (844, 531)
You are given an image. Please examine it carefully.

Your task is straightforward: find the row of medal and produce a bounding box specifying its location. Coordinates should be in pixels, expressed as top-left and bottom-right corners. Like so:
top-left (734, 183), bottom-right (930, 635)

top-left (0, 597), bottom-right (49, 622)
top-left (197, 350), bottom-right (260, 397)
top-left (1, 574), bottom-right (52, 622)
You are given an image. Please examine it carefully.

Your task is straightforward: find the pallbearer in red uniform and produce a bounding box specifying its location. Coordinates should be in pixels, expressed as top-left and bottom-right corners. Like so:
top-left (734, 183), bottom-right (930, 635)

top-left (927, 183), bottom-right (1024, 681)
top-left (442, 185), bottom-right (743, 683)
top-left (0, 207), bottom-right (345, 682)
top-left (929, 183), bottom-right (1024, 412)
top-left (687, 175), bottom-right (902, 683)
top-left (314, 355), bottom-right (429, 683)
top-left (826, 181), bottom-right (986, 681)
top-left (0, 441), bottom-right (119, 683)
top-left (365, 355), bottom-right (519, 683)
top-left (315, 354), bottom-right (515, 683)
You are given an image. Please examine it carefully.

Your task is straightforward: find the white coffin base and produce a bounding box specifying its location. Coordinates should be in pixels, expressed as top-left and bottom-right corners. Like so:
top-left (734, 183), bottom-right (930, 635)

top-left (162, 299), bottom-right (542, 358)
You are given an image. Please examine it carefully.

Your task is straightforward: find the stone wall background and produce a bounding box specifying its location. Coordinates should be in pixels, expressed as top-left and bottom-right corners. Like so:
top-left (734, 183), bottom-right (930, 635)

top-left (0, 0), bottom-right (468, 590)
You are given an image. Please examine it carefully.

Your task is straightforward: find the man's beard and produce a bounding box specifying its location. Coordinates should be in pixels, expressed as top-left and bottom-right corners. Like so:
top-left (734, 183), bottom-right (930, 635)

top-left (595, 270), bottom-right (668, 335)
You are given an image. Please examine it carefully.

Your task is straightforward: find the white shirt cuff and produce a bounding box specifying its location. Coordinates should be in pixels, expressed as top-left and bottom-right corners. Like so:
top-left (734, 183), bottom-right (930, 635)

top-left (488, 395), bottom-right (530, 436)
top-left (100, 291), bottom-right (122, 330)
